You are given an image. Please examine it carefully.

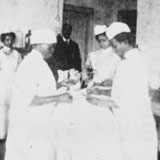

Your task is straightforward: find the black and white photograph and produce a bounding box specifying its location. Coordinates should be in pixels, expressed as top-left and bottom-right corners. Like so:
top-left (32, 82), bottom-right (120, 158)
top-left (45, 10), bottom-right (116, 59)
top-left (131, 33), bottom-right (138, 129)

top-left (0, 0), bottom-right (159, 160)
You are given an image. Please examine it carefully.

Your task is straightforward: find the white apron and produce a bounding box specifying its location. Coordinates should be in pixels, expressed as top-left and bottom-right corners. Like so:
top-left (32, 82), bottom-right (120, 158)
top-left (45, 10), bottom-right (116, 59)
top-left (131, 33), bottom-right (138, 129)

top-left (112, 48), bottom-right (158, 160)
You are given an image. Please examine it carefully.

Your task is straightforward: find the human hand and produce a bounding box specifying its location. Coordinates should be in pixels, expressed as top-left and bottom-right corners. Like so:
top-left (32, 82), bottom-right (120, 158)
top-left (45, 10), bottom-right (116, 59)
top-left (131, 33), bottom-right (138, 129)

top-left (86, 96), bottom-right (101, 106)
top-left (101, 79), bottom-right (113, 87)
top-left (58, 92), bottom-right (73, 103)
top-left (87, 87), bottom-right (107, 96)
top-left (86, 87), bottom-right (101, 96)
top-left (57, 80), bottom-right (69, 89)
top-left (86, 96), bottom-right (118, 108)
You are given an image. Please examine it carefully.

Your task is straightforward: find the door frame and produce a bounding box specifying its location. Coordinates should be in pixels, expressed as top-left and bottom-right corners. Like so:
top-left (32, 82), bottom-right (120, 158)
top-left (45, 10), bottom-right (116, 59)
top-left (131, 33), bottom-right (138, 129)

top-left (63, 4), bottom-right (94, 67)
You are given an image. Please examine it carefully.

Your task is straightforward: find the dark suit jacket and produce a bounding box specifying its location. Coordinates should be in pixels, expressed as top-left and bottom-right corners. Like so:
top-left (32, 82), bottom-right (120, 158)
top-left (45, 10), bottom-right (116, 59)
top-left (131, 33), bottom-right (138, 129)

top-left (55, 35), bottom-right (81, 71)
top-left (47, 35), bottom-right (82, 81)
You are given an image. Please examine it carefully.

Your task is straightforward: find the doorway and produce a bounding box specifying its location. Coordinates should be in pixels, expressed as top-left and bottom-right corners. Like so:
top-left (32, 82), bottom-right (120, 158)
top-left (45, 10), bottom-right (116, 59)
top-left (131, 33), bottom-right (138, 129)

top-left (63, 4), bottom-right (94, 69)
top-left (118, 10), bottom-right (137, 35)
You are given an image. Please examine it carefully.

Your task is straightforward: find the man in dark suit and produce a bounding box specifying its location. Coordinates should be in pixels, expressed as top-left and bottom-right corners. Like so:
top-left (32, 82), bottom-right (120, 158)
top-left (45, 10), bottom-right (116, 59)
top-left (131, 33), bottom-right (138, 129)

top-left (47, 23), bottom-right (82, 81)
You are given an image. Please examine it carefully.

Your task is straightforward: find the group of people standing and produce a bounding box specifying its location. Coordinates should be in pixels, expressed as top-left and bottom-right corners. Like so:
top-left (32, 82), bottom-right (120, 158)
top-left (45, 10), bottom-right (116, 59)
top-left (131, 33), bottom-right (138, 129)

top-left (85, 24), bottom-right (120, 86)
top-left (84, 22), bottom-right (158, 160)
top-left (0, 21), bottom-right (158, 160)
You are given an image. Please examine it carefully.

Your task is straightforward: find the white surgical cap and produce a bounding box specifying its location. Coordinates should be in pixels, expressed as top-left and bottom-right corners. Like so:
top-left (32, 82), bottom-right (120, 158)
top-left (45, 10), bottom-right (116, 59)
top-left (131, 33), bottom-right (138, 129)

top-left (94, 25), bottom-right (107, 36)
top-left (106, 22), bottom-right (131, 40)
top-left (31, 29), bottom-right (57, 44)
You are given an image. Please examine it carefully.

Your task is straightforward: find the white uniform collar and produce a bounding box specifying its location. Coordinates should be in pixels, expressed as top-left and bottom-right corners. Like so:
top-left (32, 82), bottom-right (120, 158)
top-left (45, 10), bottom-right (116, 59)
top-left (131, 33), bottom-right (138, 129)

top-left (124, 48), bottom-right (139, 59)
top-left (99, 47), bottom-right (113, 55)
top-left (62, 37), bottom-right (70, 43)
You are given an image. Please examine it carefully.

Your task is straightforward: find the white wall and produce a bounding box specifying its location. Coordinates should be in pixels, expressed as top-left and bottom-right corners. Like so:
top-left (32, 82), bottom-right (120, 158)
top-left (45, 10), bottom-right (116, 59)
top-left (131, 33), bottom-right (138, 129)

top-left (0, 0), bottom-right (64, 47)
top-left (64, 0), bottom-right (136, 51)
top-left (137, 0), bottom-right (160, 89)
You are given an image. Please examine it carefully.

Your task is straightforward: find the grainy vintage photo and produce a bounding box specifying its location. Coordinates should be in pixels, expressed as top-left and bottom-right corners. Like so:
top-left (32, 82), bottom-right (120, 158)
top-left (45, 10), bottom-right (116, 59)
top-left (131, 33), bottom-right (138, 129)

top-left (0, 0), bottom-right (159, 160)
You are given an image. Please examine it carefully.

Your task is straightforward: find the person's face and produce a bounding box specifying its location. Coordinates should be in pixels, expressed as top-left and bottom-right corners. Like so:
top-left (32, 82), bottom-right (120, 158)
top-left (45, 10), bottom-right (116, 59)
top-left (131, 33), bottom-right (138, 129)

top-left (41, 43), bottom-right (55, 60)
top-left (110, 38), bottom-right (126, 59)
top-left (4, 35), bottom-right (13, 48)
top-left (97, 35), bottom-right (110, 49)
top-left (62, 28), bottom-right (72, 39)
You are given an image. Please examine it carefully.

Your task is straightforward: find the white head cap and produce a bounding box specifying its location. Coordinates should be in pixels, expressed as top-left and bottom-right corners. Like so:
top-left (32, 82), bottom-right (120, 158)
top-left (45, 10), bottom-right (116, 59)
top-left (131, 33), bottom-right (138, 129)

top-left (106, 22), bottom-right (131, 40)
top-left (31, 29), bottom-right (57, 44)
top-left (94, 25), bottom-right (107, 36)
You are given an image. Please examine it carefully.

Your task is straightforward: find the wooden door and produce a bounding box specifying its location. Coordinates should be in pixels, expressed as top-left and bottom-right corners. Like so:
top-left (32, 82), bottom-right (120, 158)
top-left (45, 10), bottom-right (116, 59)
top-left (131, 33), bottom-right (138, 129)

top-left (63, 4), bottom-right (94, 69)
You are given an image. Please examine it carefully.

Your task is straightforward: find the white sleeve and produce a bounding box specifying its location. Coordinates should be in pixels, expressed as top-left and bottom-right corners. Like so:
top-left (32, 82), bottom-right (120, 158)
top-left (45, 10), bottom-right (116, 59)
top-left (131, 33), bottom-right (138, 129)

top-left (11, 63), bottom-right (38, 107)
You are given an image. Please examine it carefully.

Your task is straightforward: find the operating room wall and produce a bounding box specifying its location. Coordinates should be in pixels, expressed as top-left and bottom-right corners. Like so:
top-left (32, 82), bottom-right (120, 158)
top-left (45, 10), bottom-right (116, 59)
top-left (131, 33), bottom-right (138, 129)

top-left (0, 0), bottom-right (64, 47)
top-left (64, 0), bottom-right (137, 51)
top-left (137, 0), bottom-right (160, 88)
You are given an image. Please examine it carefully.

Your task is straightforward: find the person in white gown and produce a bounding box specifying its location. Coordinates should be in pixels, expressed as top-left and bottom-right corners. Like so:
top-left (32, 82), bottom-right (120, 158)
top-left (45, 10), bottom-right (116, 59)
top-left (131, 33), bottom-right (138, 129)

top-left (52, 26), bottom-right (124, 160)
top-left (107, 22), bottom-right (158, 160)
top-left (85, 25), bottom-right (120, 86)
top-left (0, 28), bottom-right (21, 141)
top-left (5, 29), bottom-right (73, 160)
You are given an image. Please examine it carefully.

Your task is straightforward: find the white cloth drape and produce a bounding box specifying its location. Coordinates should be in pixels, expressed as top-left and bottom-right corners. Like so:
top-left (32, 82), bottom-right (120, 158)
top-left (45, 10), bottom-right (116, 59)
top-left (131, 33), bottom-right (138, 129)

top-left (52, 92), bottom-right (124, 160)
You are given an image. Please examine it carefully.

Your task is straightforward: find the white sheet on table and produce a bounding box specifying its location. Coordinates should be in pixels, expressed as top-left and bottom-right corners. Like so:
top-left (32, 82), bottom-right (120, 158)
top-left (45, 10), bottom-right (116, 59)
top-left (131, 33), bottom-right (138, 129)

top-left (52, 97), bottom-right (124, 160)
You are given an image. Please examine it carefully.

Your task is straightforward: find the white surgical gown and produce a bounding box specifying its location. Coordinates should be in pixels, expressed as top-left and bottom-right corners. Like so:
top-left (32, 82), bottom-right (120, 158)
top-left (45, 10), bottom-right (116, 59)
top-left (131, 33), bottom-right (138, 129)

top-left (0, 49), bottom-right (21, 139)
top-left (111, 48), bottom-right (158, 160)
top-left (5, 49), bottom-right (57, 160)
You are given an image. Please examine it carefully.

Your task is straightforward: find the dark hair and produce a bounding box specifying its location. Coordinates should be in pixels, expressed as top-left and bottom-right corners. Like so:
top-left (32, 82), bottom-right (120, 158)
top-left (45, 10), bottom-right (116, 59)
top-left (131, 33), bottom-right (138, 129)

top-left (95, 32), bottom-right (107, 40)
top-left (1, 32), bottom-right (16, 42)
top-left (114, 32), bottom-right (136, 47)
